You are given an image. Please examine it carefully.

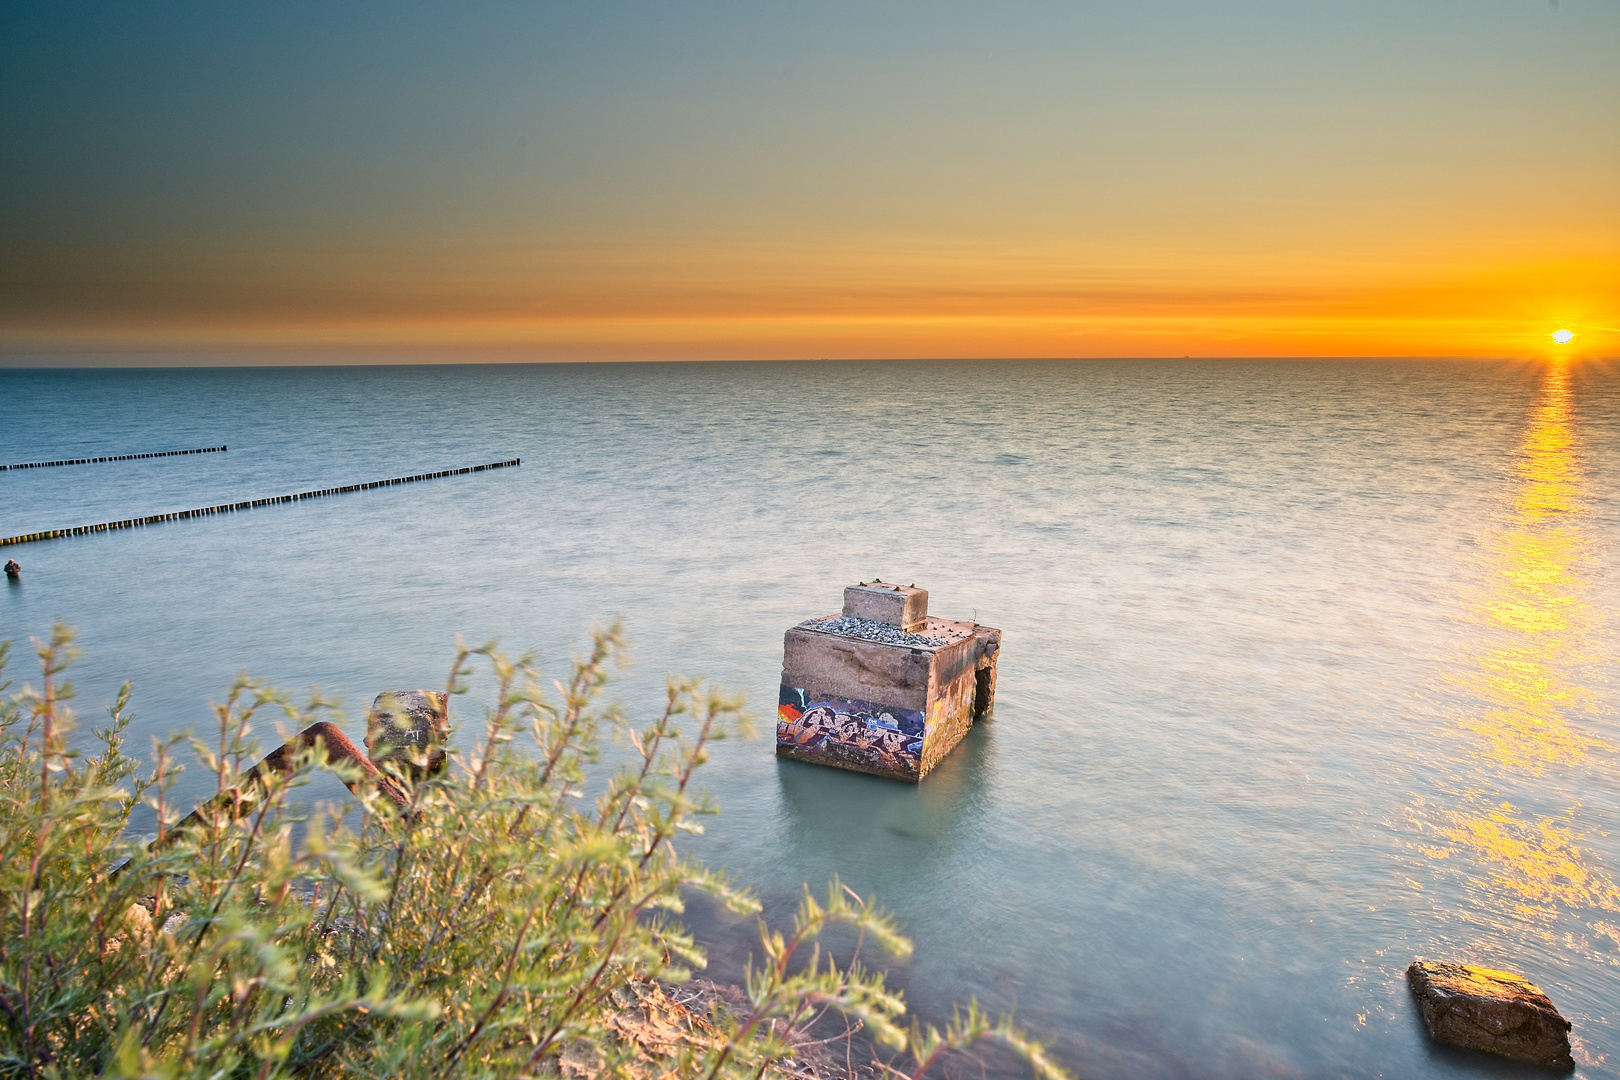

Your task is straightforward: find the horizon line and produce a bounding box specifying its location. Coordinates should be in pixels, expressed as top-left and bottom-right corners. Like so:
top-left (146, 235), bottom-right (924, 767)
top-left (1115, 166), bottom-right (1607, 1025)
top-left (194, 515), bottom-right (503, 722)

top-left (2, 352), bottom-right (1608, 370)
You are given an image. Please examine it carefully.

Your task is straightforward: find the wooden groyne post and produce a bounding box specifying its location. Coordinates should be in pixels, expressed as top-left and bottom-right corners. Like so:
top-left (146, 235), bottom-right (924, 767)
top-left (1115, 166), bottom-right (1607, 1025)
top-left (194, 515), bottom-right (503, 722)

top-left (1, 445), bottom-right (227, 471)
top-left (0, 458), bottom-right (520, 549)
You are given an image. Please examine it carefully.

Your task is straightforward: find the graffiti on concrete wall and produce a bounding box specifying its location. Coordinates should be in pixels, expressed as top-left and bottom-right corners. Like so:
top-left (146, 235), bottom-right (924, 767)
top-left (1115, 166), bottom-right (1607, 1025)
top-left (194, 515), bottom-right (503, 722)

top-left (777, 685), bottom-right (925, 773)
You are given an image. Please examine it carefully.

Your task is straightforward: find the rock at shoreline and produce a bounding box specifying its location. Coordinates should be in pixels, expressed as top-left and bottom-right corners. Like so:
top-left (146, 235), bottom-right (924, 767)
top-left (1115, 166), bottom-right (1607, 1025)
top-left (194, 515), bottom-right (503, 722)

top-left (366, 690), bottom-right (449, 779)
top-left (1407, 961), bottom-right (1574, 1070)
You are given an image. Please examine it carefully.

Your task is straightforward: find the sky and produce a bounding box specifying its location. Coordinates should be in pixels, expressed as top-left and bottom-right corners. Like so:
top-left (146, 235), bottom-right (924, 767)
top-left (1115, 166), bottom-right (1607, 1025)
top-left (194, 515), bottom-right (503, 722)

top-left (2, 1), bottom-right (1617, 362)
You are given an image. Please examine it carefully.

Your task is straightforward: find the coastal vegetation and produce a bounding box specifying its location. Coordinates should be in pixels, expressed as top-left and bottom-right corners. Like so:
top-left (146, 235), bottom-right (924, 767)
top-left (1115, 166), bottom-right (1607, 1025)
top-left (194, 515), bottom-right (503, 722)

top-left (0, 625), bottom-right (1065, 1079)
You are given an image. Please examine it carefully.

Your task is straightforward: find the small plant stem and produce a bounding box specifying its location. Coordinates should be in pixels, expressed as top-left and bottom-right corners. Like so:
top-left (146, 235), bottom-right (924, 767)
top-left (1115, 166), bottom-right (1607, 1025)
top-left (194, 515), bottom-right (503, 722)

top-left (440, 894), bottom-right (547, 1073)
top-left (141, 773), bottom-right (284, 1046)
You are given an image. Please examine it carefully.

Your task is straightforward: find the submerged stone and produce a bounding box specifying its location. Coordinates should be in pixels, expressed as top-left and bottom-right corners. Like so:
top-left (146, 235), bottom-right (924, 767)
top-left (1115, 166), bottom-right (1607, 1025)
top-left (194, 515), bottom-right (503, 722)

top-left (1407, 961), bottom-right (1574, 1071)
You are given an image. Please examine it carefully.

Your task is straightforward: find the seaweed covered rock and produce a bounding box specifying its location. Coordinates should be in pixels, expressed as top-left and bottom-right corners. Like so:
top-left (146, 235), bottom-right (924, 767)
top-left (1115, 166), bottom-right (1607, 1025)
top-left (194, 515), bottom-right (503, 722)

top-left (1407, 961), bottom-right (1573, 1070)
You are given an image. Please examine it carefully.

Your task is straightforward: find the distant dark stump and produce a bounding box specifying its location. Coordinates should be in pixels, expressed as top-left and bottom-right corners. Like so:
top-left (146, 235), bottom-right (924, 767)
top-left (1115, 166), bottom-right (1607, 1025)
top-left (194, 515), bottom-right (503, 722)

top-left (1407, 961), bottom-right (1574, 1070)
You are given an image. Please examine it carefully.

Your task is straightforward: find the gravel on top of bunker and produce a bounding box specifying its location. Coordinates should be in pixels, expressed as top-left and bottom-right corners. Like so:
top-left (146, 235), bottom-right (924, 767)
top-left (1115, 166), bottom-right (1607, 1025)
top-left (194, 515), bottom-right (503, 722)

top-left (799, 615), bottom-right (960, 649)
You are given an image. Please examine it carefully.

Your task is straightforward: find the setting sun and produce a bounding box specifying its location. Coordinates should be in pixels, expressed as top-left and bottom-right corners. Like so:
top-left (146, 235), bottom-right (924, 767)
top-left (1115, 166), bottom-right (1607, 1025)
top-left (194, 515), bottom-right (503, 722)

top-left (1551, 329), bottom-right (1576, 344)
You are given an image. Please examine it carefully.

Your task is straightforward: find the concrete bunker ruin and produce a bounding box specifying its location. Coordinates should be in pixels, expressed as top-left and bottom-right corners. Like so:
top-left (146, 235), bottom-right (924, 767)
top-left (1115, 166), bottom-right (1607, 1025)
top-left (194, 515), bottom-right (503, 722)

top-left (776, 582), bottom-right (1000, 782)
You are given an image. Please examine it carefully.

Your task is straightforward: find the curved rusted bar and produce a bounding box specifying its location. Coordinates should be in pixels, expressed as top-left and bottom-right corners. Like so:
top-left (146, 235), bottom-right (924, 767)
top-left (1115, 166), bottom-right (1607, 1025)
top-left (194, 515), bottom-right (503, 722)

top-left (154, 722), bottom-right (413, 851)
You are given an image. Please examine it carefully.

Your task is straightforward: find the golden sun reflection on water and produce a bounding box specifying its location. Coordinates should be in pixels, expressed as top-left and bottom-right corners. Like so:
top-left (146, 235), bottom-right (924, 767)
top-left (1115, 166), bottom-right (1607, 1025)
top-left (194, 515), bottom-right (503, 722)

top-left (1424, 363), bottom-right (1619, 931)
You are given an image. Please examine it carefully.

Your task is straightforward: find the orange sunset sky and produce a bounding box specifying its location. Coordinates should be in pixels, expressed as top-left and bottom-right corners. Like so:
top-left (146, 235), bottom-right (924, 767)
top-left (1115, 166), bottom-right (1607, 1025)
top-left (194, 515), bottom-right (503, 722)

top-left (2, 2), bottom-right (1616, 363)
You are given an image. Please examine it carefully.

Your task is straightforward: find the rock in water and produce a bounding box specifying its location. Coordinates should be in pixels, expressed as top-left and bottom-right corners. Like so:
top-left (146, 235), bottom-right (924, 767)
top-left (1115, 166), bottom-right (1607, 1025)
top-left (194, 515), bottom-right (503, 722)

top-left (1407, 961), bottom-right (1574, 1070)
top-left (366, 690), bottom-right (450, 779)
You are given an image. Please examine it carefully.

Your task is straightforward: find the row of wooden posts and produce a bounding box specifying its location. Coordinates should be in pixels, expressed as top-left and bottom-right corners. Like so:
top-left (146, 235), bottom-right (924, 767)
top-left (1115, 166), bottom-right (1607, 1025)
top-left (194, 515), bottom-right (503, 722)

top-left (1, 459), bottom-right (521, 549)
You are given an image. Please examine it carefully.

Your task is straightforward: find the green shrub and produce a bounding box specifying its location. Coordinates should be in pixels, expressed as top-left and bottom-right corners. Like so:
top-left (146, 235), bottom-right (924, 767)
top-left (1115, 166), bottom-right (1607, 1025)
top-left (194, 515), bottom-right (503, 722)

top-left (0, 625), bottom-right (1065, 1080)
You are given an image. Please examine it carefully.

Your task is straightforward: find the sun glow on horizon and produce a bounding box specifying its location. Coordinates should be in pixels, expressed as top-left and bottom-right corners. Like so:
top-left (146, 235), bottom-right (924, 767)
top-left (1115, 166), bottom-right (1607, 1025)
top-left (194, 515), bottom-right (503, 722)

top-left (1, 5), bottom-right (1615, 362)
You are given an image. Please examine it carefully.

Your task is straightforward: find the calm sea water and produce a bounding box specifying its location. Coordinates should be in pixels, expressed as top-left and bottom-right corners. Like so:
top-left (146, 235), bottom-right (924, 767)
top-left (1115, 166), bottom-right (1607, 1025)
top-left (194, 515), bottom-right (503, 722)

top-left (3, 359), bottom-right (1617, 1078)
